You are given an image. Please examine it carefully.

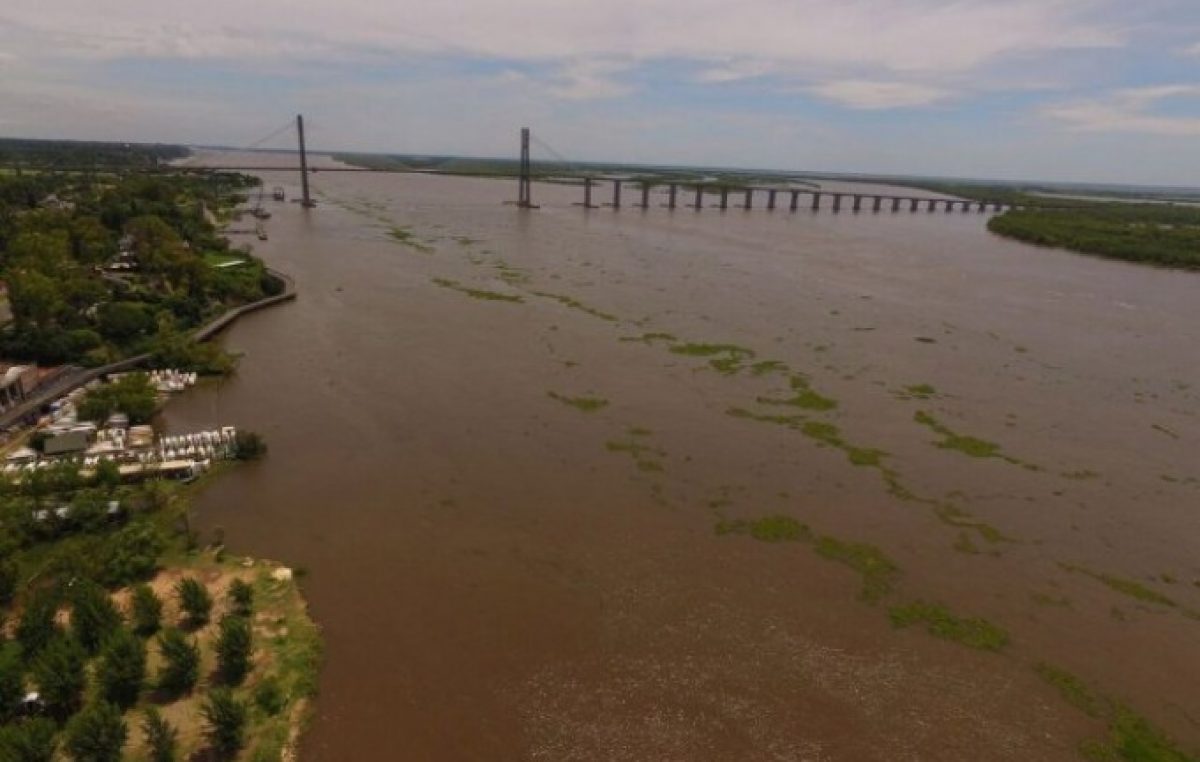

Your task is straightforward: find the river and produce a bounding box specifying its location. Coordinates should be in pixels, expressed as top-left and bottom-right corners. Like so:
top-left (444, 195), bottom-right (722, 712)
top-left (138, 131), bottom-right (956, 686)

top-left (164, 155), bottom-right (1200, 761)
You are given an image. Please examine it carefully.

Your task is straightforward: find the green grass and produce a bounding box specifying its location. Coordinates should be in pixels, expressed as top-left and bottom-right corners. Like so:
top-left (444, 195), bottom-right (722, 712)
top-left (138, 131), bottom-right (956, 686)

top-left (431, 277), bottom-right (524, 303)
top-left (814, 536), bottom-right (900, 602)
top-left (1059, 564), bottom-right (1177, 607)
top-left (530, 291), bottom-right (618, 321)
top-left (889, 601), bottom-right (1010, 651)
top-left (546, 391), bottom-right (609, 412)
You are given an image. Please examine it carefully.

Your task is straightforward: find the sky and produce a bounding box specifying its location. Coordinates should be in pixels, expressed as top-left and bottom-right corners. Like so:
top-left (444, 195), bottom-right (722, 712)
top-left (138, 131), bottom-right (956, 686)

top-left (2, 1), bottom-right (1200, 185)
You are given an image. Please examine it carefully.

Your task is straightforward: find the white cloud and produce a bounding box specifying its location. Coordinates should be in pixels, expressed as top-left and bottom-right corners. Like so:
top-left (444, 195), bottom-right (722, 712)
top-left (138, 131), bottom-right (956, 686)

top-left (1043, 84), bottom-right (1200, 135)
top-left (545, 60), bottom-right (633, 100)
top-left (807, 80), bottom-right (951, 109)
top-left (696, 60), bottom-right (775, 84)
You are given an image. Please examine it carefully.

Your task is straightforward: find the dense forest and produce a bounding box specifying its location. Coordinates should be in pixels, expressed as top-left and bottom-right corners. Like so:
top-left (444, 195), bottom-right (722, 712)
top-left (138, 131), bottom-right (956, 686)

top-left (0, 158), bottom-right (279, 366)
top-left (0, 139), bottom-right (189, 170)
top-left (907, 182), bottom-right (1200, 270)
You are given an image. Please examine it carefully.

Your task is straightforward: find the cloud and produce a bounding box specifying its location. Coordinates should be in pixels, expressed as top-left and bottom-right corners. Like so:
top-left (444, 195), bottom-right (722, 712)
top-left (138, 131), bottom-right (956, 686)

top-left (807, 80), bottom-right (952, 109)
top-left (1043, 85), bottom-right (1200, 136)
top-left (696, 60), bottom-right (775, 84)
top-left (545, 60), bottom-right (633, 100)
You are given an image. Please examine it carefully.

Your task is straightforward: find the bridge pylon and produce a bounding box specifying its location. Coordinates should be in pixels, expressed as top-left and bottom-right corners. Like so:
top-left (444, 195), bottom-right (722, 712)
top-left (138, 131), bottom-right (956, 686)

top-left (296, 114), bottom-right (316, 208)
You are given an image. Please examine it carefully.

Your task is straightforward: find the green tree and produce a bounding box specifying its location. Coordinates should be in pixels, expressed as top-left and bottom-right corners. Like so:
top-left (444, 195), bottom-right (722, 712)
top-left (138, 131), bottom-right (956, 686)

top-left (70, 581), bottom-right (121, 655)
top-left (232, 431), bottom-right (267, 460)
top-left (97, 523), bottom-right (164, 587)
top-left (200, 688), bottom-right (246, 759)
top-left (155, 629), bottom-right (198, 696)
top-left (130, 584), bottom-right (162, 637)
top-left (7, 270), bottom-right (64, 330)
top-left (32, 636), bottom-right (86, 720)
top-left (96, 627), bottom-right (145, 709)
top-left (64, 701), bottom-right (127, 762)
top-left (227, 578), bottom-right (253, 617)
top-left (0, 648), bottom-right (24, 724)
top-left (175, 578), bottom-right (211, 628)
top-left (0, 556), bottom-right (17, 607)
top-left (142, 707), bottom-right (178, 762)
top-left (96, 302), bottom-right (154, 345)
top-left (16, 590), bottom-right (60, 659)
top-left (0, 716), bottom-right (57, 762)
top-left (214, 615), bottom-right (251, 685)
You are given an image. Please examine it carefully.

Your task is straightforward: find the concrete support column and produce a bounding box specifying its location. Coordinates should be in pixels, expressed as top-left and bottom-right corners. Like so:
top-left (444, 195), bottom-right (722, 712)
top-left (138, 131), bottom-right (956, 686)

top-left (612, 180), bottom-right (622, 209)
top-left (768, 189), bottom-right (777, 210)
top-left (910, 198), bottom-right (918, 212)
top-left (668, 184), bottom-right (677, 209)
top-left (743, 188), bottom-right (753, 210)
top-left (812, 193), bottom-right (821, 211)
top-left (694, 185), bottom-right (703, 210)
top-left (720, 187), bottom-right (729, 210)
top-left (790, 190), bottom-right (799, 211)
top-left (852, 194), bottom-right (862, 212)
top-left (833, 194), bottom-right (843, 212)
top-left (639, 183), bottom-right (651, 209)
top-left (892, 197), bottom-right (901, 212)
top-left (928, 199), bottom-right (937, 212)
top-left (583, 178), bottom-right (594, 208)
top-left (872, 196), bottom-right (882, 212)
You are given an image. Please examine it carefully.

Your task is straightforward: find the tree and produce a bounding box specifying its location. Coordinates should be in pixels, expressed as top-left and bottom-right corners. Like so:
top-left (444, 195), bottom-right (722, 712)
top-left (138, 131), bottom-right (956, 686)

top-left (200, 688), bottom-right (246, 759)
top-left (96, 302), bottom-right (154, 345)
top-left (16, 589), bottom-right (60, 660)
top-left (155, 629), bottom-right (198, 696)
top-left (142, 707), bottom-right (178, 762)
top-left (70, 580), bottom-right (121, 655)
top-left (96, 627), bottom-right (145, 709)
top-left (32, 636), bottom-right (86, 720)
top-left (64, 701), bottom-right (127, 762)
top-left (0, 556), bottom-right (17, 607)
top-left (97, 523), bottom-right (164, 587)
top-left (232, 431), bottom-right (267, 460)
top-left (214, 615), bottom-right (251, 685)
top-left (227, 578), bottom-right (253, 617)
top-left (130, 584), bottom-right (162, 637)
top-left (175, 577), bottom-right (211, 628)
top-left (0, 648), bottom-right (24, 724)
top-left (0, 717), bottom-right (57, 762)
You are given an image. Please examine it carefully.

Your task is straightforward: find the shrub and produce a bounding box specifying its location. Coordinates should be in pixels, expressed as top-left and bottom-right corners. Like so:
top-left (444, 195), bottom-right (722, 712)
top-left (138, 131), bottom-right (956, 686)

top-left (0, 717), bottom-right (57, 762)
top-left (201, 688), bottom-right (247, 759)
top-left (96, 627), bottom-right (146, 709)
top-left (32, 635), bottom-right (87, 720)
top-left (215, 614), bottom-right (252, 685)
top-left (143, 707), bottom-right (179, 762)
top-left (156, 629), bottom-right (199, 696)
top-left (65, 701), bottom-right (127, 762)
top-left (175, 577), bottom-right (212, 628)
top-left (227, 578), bottom-right (253, 617)
top-left (130, 583), bottom-right (163, 636)
top-left (70, 580), bottom-right (122, 655)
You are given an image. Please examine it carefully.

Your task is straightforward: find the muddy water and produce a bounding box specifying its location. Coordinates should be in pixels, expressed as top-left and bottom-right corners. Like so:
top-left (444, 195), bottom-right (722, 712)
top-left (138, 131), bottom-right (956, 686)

top-left (165, 159), bottom-right (1200, 761)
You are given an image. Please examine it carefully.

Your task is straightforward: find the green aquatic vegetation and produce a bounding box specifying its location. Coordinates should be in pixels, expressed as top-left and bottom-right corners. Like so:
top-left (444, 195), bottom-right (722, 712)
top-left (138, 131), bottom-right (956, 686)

top-left (715, 515), bottom-right (811, 542)
top-left (1034, 663), bottom-right (1198, 762)
top-left (814, 536), bottom-right (900, 602)
top-left (530, 291), bottom-right (619, 322)
top-left (709, 354), bottom-right (746, 375)
top-left (749, 360), bottom-right (788, 376)
top-left (1151, 423), bottom-right (1180, 440)
top-left (1062, 469), bottom-right (1102, 480)
top-left (431, 277), bottom-right (524, 303)
top-left (494, 262), bottom-right (531, 286)
top-left (546, 392), bottom-right (609, 413)
top-left (627, 427), bottom-right (653, 437)
top-left (669, 342), bottom-right (755, 358)
top-left (953, 532), bottom-right (981, 555)
top-left (605, 438), bottom-right (666, 474)
top-left (888, 601), bottom-right (1009, 651)
top-left (1059, 564), bottom-right (1177, 608)
top-left (757, 375), bottom-right (839, 411)
top-left (387, 226), bottom-right (435, 254)
top-left (453, 236), bottom-right (478, 246)
top-left (913, 410), bottom-right (1023, 462)
top-left (620, 332), bottom-right (677, 344)
top-left (896, 383), bottom-right (938, 400)
top-left (915, 336), bottom-right (937, 344)
top-left (726, 407), bottom-right (808, 428)
top-left (1032, 592), bottom-right (1072, 608)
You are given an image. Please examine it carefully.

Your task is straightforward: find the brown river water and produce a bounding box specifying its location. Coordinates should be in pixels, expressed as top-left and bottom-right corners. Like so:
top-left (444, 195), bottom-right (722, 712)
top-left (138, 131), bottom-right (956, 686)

top-left (164, 155), bottom-right (1200, 761)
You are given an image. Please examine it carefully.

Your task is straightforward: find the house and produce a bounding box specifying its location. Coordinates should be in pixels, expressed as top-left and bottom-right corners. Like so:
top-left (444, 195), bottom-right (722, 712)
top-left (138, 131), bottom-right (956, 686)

top-left (43, 429), bottom-right (91, 456)
top-left (0, 364), bottom-right (38, 413)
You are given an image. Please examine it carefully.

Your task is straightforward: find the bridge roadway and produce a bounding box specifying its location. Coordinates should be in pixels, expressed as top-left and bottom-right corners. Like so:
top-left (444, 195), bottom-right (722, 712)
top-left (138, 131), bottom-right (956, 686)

top-left (0, 163), bottom-right (1032, 213)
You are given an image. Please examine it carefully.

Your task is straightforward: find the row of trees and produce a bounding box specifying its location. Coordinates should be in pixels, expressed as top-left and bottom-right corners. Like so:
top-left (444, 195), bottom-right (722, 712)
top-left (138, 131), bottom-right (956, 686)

top-left (0, 575), bottom-right (256, 760)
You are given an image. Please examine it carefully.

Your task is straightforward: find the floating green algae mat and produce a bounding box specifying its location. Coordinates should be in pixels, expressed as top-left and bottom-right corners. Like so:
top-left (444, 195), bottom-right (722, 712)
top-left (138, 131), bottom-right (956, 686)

top-left (757, 374), bottom-right (838, 411)
top-left (546, 391), bottom-right (609, 413)
top-left (670, 342), bottom-right (755, 358)
top-left (749, 360), bottom-right (788, 376)
top-left (1059, 563), bottom-right (1177, 607)
top-left (388, 226), bottom-right (435, 253)
top-left (716, 515), bottom-right (811, 542)
top-left (431, 277), bottom-right (523, 303)
top-left (620, 332), bottom-right (677, 344)
top-left (889, 601), bottom-right (1009, 651)
top-left (606, 436), bottom-right (666, 473)
top-left (1034, 663), bottom-right (1198, 762)
top-left (530, 290), bottom-right (619, 322)
top-left (914, 410), bottom-right (1002, 458)
top-left (715, 516), bottom-right (899, 602)
top-left (814, 536), bottom-right (899, 602)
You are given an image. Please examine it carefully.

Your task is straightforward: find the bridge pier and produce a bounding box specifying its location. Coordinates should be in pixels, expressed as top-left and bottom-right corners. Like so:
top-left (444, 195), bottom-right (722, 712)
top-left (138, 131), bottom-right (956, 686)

top-left (790, 190), bottom-right (799, 211)
top-left (945, 200), bottom-right (954, 213)
top-left (853, 195), bottom-right (862, 212)
top-left (611, 180), bottom-right (622, 209)
top-left (694, 185), bottom-right (704, 210)
top-left (768, 190), bottom-right (777, 210)
top-left (892, 197), bottom-right (901, 213)
top-left (517, 127), bottom-right (533, 209)
top-left (296, 114), bottom-right (315, 208)
top-left (928, 199), bottom-right (937, 212)
top-left (872, 196), bottom-right (882, 213)
top-left (910, 198), bottom-right (919, 212)
top-left (581, 177), bottom-right (597, 209)
top-left (668, 184), bottom-right (677, 209)
top-left (743, 189), bottom-right (753, 210)
top-left (720, 187), bottom-right (729, 210)
top-left (812, 193), bottom-right (822, 211)
top-left (638, 183), bottom-right (651, 209)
